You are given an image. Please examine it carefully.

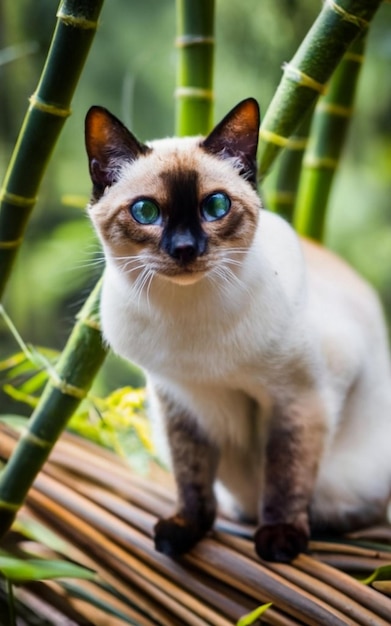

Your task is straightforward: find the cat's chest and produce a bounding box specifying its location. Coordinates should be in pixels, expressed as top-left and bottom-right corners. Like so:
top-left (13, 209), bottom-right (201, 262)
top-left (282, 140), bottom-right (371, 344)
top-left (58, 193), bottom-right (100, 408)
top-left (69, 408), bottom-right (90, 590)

top-left (101, 284), bottom-right (271, 384)
top-left (103, 297), bottom-right (244, 378)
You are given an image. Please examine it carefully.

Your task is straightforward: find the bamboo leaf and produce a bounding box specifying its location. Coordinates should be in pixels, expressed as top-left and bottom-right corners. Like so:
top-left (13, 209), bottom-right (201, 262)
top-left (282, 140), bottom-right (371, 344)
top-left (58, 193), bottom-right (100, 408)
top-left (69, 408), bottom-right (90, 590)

top-left (2, 385), bottom-right (39, 409)
top-left (236, 603), bottom-right (272, 625)
top-left (361, 565), bottom-right (391, 586)
top-left (0, 415), bottom-right (27, 427)
top-left (0, 555), bottom-right (95, 583)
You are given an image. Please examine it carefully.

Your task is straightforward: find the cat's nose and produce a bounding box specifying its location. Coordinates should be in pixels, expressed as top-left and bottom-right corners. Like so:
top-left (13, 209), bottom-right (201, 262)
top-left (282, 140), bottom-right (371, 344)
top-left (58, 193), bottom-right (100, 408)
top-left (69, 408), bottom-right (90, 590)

top-left (168, 230), bottom-right (198, 265)
top-left (171, 238), bottom-right (197, 265)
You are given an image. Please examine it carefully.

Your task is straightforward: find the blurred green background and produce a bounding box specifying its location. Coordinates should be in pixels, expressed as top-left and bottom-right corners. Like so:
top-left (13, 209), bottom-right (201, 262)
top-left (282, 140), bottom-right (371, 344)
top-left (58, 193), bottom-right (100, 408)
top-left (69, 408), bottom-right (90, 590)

top-left (1, 0), bottom-right (391, 413)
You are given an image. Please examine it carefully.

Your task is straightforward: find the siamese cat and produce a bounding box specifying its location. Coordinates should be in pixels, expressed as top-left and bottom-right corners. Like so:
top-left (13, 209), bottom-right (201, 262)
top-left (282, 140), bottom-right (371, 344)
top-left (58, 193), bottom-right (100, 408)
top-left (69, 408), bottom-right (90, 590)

top-left (85, 98), bottom-right (391, 563)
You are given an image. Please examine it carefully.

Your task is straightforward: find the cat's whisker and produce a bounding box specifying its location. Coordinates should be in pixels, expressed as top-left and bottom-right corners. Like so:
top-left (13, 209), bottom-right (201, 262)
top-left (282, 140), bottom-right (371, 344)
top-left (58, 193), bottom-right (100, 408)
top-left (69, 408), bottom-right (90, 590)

top-left (210, 261), bottom-right (250, 297)
top-left (145, 270), bottom-right (155, 313)
top-left (69, 257), bottom-right (106, 271)
top-left (130, 265), bottom-right (155, 311)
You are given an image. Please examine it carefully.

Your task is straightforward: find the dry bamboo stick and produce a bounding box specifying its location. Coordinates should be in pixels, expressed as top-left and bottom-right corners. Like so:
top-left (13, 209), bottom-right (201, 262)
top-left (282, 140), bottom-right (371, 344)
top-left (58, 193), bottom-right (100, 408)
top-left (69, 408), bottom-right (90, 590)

top-left (298, 554), bottom-right (391, 622)
top-left (33, 466), bottom-right (353, 626)
top-left (21, 507), bottom-right (180, 626)
top-left (27, 484), bottom-right (236, 626)
top-left (23, 580), bottom-right (136, 626)
top-left (310, 553), bottom-right (390, 573)
top-left (216, 532), bottom-right (387, 626)
top-left (3, 424), bottom-right (391, 625)
top-left (188, 540), bottom-right (359, 626)
top-left (12, 584), bottom-right (87, 626)
top-left (348, 527), bottom-right (391, 543)
top-left (42, 459), bottom-right (391, 625)
top-left (310, 541), bottom-right (391, 560)
top-left (28, 470), bottom-right (343, 625)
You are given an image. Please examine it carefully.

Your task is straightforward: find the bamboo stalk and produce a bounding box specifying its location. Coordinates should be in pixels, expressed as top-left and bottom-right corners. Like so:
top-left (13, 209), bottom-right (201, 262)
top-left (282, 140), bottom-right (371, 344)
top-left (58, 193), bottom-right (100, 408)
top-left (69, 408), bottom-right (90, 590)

top-left (266, 108), bottom-right (312, 222)
top-left (0, 279), bottom-right (108, 537)
top-left (0, 0), bottom-right (105, 297)
top-left (175, 0), bottom-right (215, 136)
top-left (293, 32), bottom-right (367, 240)
top-left (258, 0), bottom-right (381, 179)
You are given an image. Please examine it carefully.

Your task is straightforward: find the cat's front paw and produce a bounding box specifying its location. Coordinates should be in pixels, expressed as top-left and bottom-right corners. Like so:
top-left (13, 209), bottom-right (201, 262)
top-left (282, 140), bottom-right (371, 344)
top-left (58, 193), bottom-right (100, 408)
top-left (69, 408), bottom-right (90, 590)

top-left (154, 515), bottom-right (207, 557)
top-left (254, 522), bottom-right (309, 563)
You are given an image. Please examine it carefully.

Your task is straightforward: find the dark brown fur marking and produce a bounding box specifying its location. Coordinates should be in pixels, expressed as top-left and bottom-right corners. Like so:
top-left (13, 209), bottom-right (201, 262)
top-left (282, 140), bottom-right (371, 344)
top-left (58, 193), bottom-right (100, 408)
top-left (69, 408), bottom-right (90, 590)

top-left (153, 391), bottom-right (220, 556)
top-left (255, 402), bottom-right (326, 561)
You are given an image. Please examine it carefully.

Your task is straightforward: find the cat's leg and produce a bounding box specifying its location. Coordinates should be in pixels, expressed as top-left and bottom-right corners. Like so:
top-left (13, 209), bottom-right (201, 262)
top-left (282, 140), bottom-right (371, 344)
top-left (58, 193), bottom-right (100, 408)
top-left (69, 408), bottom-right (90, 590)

top-left (254, 395), bottom-right (326, 563)
top-left (153, 397), bottom-right (219, 557)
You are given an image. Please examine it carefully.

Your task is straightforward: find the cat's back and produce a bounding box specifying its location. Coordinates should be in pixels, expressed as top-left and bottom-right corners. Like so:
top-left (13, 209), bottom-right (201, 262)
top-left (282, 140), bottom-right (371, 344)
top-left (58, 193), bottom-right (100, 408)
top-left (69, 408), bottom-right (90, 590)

top-left (301, 237), bottom-right (385, 331)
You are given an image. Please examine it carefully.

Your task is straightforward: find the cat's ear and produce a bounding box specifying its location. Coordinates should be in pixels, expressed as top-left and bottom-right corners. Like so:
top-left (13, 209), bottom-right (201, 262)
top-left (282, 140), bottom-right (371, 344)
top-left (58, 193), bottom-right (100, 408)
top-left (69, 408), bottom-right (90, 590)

top-left (202, 98), bottom-right (260, 184)
top-left (85, 106), bottom-right (150, 199)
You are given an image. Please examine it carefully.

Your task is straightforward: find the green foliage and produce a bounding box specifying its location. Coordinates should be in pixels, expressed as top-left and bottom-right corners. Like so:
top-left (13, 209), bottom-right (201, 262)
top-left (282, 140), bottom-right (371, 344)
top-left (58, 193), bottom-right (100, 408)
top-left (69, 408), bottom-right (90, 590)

top-left (0, 337), bottom-right (153, 472)
top-left (236, 602), bottom-right (273, 625)
top-left (0, 553), bottom-right (95, 583)
top-left (361, 564), bottom-right (391, 587)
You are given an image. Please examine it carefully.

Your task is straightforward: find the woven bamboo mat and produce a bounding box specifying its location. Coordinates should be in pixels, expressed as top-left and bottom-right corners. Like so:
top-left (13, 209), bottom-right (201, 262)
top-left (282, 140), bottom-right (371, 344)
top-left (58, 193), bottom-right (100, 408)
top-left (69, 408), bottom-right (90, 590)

top-left (1, 423), bottom-right (391, 625)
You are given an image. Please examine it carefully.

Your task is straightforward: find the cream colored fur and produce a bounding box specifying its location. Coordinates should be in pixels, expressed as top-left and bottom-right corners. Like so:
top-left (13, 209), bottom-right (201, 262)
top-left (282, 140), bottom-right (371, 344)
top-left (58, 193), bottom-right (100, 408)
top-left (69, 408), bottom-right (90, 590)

top-left (90, 135), bottom-right (391, 530)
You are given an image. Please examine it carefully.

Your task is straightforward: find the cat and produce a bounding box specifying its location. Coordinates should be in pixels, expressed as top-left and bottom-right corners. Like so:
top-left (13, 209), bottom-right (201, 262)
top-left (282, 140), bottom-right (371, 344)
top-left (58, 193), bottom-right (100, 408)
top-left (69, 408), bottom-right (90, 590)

top-left (85, 98), bottom-right (391, 563)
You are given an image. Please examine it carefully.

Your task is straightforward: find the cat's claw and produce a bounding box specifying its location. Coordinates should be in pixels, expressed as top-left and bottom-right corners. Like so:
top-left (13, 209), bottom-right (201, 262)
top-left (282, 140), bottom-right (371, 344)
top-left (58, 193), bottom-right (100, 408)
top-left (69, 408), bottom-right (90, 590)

top-left (154, 515), bottom-right (205, 557)
top-left (254, 522), bottom-right (309, 563)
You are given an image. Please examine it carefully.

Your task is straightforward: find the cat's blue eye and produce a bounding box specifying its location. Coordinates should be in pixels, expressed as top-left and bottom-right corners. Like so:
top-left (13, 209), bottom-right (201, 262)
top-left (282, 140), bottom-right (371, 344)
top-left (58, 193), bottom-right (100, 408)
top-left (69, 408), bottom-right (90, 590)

top-left (130, 199), bottom-right (161, 225)
top-left (201, 192), bottom-right (231, 222)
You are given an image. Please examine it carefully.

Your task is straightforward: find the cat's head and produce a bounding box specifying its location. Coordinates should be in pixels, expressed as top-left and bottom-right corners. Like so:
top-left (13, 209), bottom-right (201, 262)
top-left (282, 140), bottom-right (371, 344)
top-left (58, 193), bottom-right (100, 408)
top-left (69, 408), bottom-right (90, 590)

top-left (85, 99), bottom-right (261, 287)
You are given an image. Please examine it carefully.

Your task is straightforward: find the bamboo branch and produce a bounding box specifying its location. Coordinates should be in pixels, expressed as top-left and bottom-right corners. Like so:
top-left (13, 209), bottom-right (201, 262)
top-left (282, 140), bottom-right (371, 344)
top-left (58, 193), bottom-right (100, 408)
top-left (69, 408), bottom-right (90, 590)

top-left (258, 0), bottom-right (382, 179)
top-left (293, 32), bottom-right (367, 240)
top-left (175, 0), bottom-right (215, 136)
top-left (0, 0), bottom-right (105, 298)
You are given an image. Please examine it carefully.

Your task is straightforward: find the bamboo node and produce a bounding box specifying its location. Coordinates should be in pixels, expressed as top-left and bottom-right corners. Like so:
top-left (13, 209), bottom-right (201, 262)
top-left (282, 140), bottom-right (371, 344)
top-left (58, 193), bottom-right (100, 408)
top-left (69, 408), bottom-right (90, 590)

top-left (56, 9), bottom-right (99, 30)
top-left (175, 87), bottom-right (214, 101)
top-left (77, 315), bottom-right (102, 332)
top-left (317, 102), bottom-right (353, 117)
top-left (0, 189), bottom-right (37, 208)
top-left (29, 94), bottom-right (72, 118)
top-left (0, 500), bottom-right (20, 512)
top-left (304, 155), bottom-right (339, 170)
top-left (269, 191), bottom-right (296, 205)
top-left (0, 238), bottom-right (23, 250)
top-left (21, 429), bottom-right (52, 449)
top-left (175, 35), bottom-right (214, 47)
top-left (344, 51), bottom-right (365, 63)
top-left (283, 63), bottom-right (326, 94)
top-left (325, 0), bottom-right (370, 29)
top-left (50, 375), bottom-right (87, 400)
top-left (259, 128), bottom-right (307, 150)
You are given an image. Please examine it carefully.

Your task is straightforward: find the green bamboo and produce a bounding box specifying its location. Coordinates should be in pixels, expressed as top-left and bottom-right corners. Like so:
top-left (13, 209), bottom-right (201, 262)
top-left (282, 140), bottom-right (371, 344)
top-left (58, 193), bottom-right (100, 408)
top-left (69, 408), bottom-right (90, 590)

top-left (267, 108), bottom-right (313, 222)
top-left (0, 0), bottom-right (105, 298)
top-left (175, 0), bottom-right (215, 136)
top-left (0, 279), bottom-right (108, 537)
top-left (293, 33), bottom-right (367, 241)
top-left (258, 0), bottom-right (381, 179)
